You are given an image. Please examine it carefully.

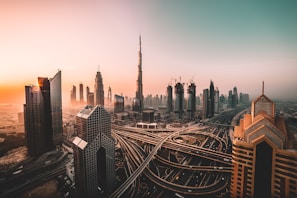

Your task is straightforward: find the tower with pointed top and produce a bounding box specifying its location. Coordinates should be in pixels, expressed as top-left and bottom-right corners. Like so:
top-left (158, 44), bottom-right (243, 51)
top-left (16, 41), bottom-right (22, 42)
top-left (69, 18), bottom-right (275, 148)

top-left (95, 69), bottom-right (104, 106)
top-left (133, 35), bottom-right (144, 112)
top-left (231, 82), bottom-right (297, 198)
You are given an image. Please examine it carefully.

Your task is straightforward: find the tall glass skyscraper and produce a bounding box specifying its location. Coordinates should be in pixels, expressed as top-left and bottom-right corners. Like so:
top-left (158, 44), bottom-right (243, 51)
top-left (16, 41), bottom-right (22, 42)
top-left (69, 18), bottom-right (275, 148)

top-left (95, 71), bottom-right (104, 106)
top-left (24, 77), bottom-right (53, 156)
top-left (187, 82), bottom-right (196, 120)
top-left (73, 105), bottom-right (115, 197)
top-left (24, 71), bottom-right (62, 155)
top-left (50, 70), bottom-right (63, 146)
top-left (174, 82), bottom-right (184, 120)
top-left (133, 35), bottom-right (144, 112)
top-left (209, 80), bottom-right (214, 117)
top-left (167, 85), bottom-right (173, 113)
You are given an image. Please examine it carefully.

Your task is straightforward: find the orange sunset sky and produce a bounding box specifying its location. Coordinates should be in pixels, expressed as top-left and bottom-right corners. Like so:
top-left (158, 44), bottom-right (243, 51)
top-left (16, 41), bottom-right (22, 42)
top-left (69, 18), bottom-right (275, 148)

top-left (1, 1), bottom-right (297, 105)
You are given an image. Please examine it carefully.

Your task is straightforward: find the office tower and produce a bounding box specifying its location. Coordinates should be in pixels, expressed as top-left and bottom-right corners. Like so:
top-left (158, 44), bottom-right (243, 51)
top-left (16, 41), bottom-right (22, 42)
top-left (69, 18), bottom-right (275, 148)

top-left (71, 85), bottom-right (76, 104)
top-left (86, 86), bottom-right (90, 100)
top-left (209, 81), bottom-right (214, 117)
top-left (95, 71), bottom-right (104, 106)
top-left (174, 82), bottom-right (184, 120)
top-left (187, 83), bottom-right (196, 120)
top-left (133, 35), bottom-right (144, 112)
top-left (231, 82), bottom-right (297, 198)
top-left (167, 85), bottom-right (173, 113)
top-left (87, 93), bottom-right (94, 106)
top-left (107, 86), bottom-right (112, 105)
top-left (114, 94), bottom-right (124, 113)
top-left (214, 87), bottom-right (219, 114)
top-left (242, 93), bottom-right (250, 105)
top-left (219, 94), bottom-right (225, 106)
top-left (50, 70), bottom-right (63, 145)
top-left (86, 86), bottom-right (95, 106)
top-left (79, 83), bottom-right (84, 103)
top-left (228, 90), bottom-right (233, 108)
top-left (233, 86), bottom-right (238, 107)
top-left (73, 105), bottom-right (115, 197)
top-left (24, 77), bottom-right (53, 156)
top-left (202, 89), bottom-right (209, 119)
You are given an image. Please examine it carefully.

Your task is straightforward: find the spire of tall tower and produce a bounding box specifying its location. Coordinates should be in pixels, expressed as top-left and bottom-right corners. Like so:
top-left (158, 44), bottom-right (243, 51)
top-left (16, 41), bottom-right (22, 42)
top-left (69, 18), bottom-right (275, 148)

top-left (262, 81), bottom-right (264, 95)
top-left (139, 34), bottom-right (142, 53)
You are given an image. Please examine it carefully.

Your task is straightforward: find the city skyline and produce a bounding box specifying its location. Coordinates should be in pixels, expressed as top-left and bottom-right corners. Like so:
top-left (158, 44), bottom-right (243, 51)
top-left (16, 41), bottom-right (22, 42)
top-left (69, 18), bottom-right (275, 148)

top-left (1, 1), bottom-right (297, 104)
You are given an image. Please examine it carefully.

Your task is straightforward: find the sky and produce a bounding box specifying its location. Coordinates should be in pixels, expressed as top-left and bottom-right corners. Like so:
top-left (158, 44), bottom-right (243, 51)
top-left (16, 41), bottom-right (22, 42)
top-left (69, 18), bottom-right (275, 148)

top-left (0, 0), bottom-right (297, 105)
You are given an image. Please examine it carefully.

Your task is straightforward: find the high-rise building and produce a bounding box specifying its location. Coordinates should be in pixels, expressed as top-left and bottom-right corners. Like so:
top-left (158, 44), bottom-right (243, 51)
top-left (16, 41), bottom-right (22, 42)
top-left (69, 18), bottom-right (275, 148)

top-left (187, 83), bottom-right (196, 120)
top-left (86, 86), bottom-right (90, 100)
top-left (107, 86), bottom-right (112, 105)
top-left (71, 85), bottom-right (76, 104)
top-left (50, 70), bottom-right (63, 145)
top-left (202, 89), bottom-right (209, 119)
top-left (73, 105), bottom-right (115, 197)
top-left (24, 77), bottom-right (53, 156)
top-left (214, 88), bottom-right (219, 114)
top-left (167, 85), bottom-right (173, 113)
top-left (86, 86), bottom-right (95, 106)
top-left (174, 82), bottom-right (184, 120)
top-left (228, 90), bottom-right (233, 108)
top-left (231, 82), bottom-right (297, 198)
top-left (133, 35), bottom-right (144, 112)
top-left (232, 86), bottom-right (238, 108)
top-left (209, 81), bottom-right (215, 117)
top-left (95, 71), bottom-right (104, 106)
top-left (79, 83), bottom-right (84, 103)
top-left (242, 93), bottom-right (250, 105)
top-left (114, 94), bottom-right (124, 113)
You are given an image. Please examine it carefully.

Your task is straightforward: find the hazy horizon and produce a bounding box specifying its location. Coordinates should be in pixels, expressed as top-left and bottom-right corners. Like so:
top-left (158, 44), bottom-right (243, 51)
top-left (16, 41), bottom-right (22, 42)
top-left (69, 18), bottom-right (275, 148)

top-left (1, 1), bottom-right (297, 105)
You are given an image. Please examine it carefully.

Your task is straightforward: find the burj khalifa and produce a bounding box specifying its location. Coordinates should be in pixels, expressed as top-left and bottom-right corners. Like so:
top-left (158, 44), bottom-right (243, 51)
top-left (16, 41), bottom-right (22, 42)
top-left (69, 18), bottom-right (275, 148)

top-left (132, 35), bottom-right (144, 112)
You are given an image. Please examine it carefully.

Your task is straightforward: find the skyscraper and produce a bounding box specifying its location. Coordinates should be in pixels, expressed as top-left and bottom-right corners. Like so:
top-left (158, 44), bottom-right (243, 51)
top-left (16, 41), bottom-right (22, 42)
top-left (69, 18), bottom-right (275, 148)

top-left (95, 70), bottom-right (104, 106)
top-left (79, 83), bottom-right (84, 103)
top-left (114, 94), bottom-right (124, 113)
top-left (24, 77), bottom-right (53, 156)
top-left (167, 85), bottom-right (173, 113)
top-left (73, 105), bottom-right (115, 197)
top-left (187, 82), bottom-right (196, 120)
top-left (214, 87), bottom-right (219, 114)
top-left (107, 86), bottom-right (112, 105)
top-left (209, 80), bottom-right (214, 117)
top-left (202, 89), bottom-right (209, 119)
top-left (133, 35), bottom-right (144, 112)
top-left (233, 86), bottom-right (238, 108)
top-left (231, 82), bottom-right (297, 198)
top-left (50, 70), bottom-right (63, 146)
top-left (71, 85), bottom-right (76, 104)
top-left (228, 90), bottom-right (233, 108)
top-left (86, 86), bottom-right (90, 100)
top-left (174, 82), bottom-right (184, 120)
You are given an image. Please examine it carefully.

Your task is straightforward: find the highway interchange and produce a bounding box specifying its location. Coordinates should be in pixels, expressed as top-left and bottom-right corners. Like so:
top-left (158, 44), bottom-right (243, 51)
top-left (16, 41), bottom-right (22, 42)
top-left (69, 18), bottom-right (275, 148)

top-left (111, 108), bottom-right (244, 198)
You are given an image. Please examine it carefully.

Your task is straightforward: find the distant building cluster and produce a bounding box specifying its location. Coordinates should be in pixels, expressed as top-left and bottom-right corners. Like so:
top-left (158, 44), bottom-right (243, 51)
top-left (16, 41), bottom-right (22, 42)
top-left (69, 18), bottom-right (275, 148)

top-left (70, 71), bottom-right (105, 107)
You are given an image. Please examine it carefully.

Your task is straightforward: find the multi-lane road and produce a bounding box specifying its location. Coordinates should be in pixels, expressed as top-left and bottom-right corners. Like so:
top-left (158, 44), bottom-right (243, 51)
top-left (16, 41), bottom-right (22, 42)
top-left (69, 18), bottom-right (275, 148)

top-left (111, 108), bottom-right (244, 197)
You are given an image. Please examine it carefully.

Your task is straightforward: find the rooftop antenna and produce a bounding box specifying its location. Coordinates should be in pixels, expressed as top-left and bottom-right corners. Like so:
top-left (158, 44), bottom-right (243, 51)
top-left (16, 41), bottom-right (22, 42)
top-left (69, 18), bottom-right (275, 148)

top-left (262, 81), bottom-right (264, 95)
top-left (98, 65), bottom-right (100, 72)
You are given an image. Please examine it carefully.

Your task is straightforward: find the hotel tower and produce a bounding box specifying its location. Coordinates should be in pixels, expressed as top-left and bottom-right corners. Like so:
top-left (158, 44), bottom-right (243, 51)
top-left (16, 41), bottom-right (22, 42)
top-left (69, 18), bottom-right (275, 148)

top-left (231, 82), bottom-right (297, 198)
top-left (73, 105), bottom-right (115, 197)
